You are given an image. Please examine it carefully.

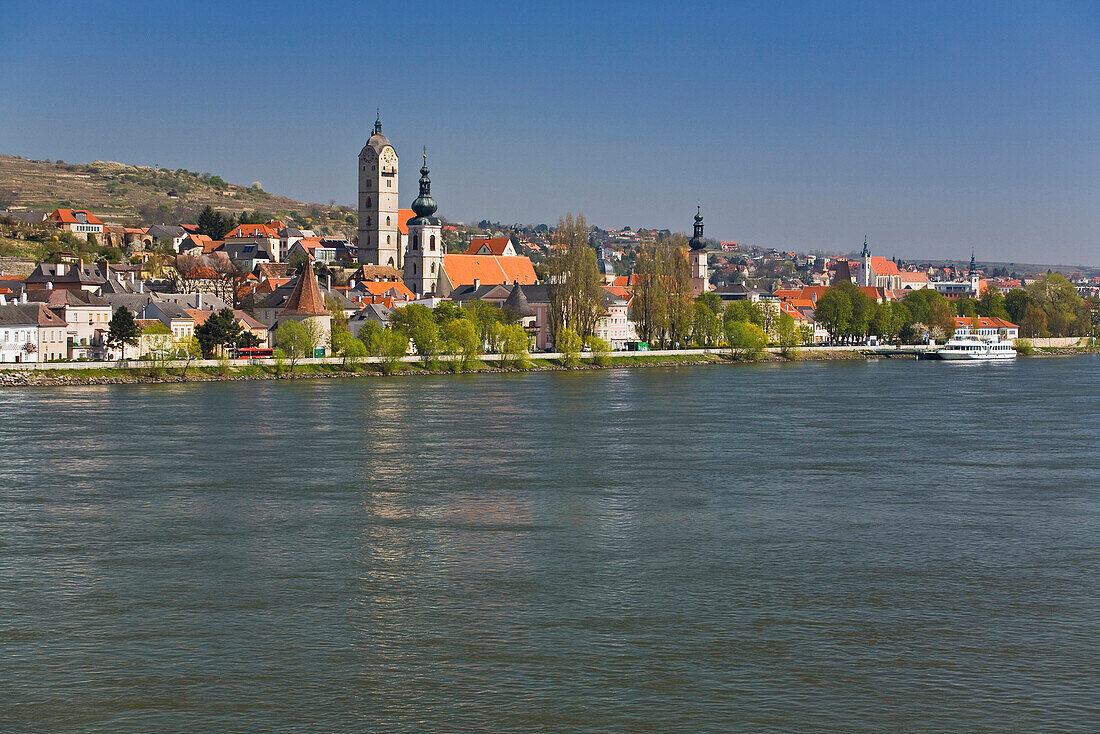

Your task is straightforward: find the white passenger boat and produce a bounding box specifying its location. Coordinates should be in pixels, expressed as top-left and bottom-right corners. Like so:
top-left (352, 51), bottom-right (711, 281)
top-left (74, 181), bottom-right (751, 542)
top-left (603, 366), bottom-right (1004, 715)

top-left (936, 334), bottom-right (1017, 360)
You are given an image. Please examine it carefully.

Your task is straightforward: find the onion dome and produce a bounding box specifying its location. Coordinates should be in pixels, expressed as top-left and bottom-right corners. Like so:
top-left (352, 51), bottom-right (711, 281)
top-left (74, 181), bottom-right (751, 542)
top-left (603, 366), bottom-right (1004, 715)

top-left (689, 206), bottom-right (707, 251)
top-left (409, 149), bottom-right (440, 226)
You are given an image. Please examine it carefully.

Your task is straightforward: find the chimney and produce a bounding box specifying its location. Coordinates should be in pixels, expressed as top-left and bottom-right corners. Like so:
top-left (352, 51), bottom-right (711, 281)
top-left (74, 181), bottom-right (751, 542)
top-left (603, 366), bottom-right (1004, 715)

top-left (473, 278), bottom-right (481, 290)
top-left (56, 263), bottom-right (66, 276)
top-left (21, 291), bottom-right (28, 303)
top-left (138, 281), bottom-right (144, 294)
top-left (46, 281), bottom-right (53, 290)
top-left (0, 294), bottom-right (5, 305)
top-left (326, 274), bottom-right (332, 291)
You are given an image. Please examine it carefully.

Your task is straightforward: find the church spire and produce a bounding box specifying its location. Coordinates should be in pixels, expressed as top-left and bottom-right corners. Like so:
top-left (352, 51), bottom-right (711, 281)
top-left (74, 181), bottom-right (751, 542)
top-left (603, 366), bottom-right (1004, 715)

top-left (410, 147), bottom-right (438, 222)
top-left (689, 205), bottom-right (706, 251)
top-left (861, 235), bottom-right (870, 259)
top-left (968, 250), bottom-right (977, 277)
top-left (373, 108), bottom-right (382, 136)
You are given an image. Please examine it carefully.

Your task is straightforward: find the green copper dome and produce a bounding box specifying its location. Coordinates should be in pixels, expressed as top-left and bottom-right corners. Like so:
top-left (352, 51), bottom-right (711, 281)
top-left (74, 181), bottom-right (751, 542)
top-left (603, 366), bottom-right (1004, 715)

top-left (409, 151), bottom-right (440, 226)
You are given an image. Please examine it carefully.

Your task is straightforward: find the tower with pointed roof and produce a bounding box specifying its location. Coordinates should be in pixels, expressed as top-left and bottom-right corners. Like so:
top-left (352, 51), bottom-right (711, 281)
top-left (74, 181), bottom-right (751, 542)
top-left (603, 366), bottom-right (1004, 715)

top-left (278, 265), bottom-right (332, 354)
top-left (968, 250), bottom-right (980, 294)
top-left (357, 111), bottom-right (401, 268)
top-left (403, 149), bottom-right (444, 296)
top-left (860, 236), bottom-right (872, 287)
top-left (688, 206), bottom-right (710, 295)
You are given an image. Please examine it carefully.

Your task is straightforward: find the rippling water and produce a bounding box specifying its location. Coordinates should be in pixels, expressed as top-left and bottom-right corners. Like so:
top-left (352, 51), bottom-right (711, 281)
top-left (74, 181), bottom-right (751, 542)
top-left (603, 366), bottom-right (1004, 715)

top-left (1, 358), bottom-right (1098, 732)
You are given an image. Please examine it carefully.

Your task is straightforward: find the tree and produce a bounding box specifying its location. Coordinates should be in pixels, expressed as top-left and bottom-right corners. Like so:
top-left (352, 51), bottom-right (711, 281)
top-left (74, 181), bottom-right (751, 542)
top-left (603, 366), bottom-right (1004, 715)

top-left (443, 318), bottom-right (481, 370)
top-left (274, 320), bottom-right (316, 372)
top-left (927, 297), bottom-right (957, 340)
top-left (557, 327), bottom-right (583, 367)
top-left (357, 320), bottom-right (385, 354)
top-left (498, 323), bottom-right (530, 368)
top-left (978, 286), bottom-right (1009, 319)
top-left (326, 295), bottom-right (349, 342)
top-left (586, 335), bottom-right (611, 366)
top-left (197, 205), bottom-right (236, 240)
top-left (194, 308), bottom-right (243, 357)
top-left (433, 300), bottom-right (465, 326)
top-left (631, 241), bottom-right (668, 345)
top-left (726, 321), bottom-right (768, 360)
top-left (691, 300), bottom-right (722, 347)
top-left (776, 312), bottom-right (800, 358)
top-left (107, 306), bottom-right (140, 359)
top-left (1004, 288), bottom-right (1031, 324)
top-left (1021, 303), bottom-right (1050, 337)
top-left (811, 289), bottom-right (851, 342)
top-left (546, 213), bottom-right (604, 344)
top-left (372, 328), bottom-right (410, 374)
top-left (870, 302), bottom-right (910, 343)
top-left (391, 304), bottom-right (440, 365)
top-left (172, 335), bottom-right (202, 377)
top-left (463, 299), bottom-right (504, 350)
top-left (332, 330), bottom-right (366, 370)
top-left (834, 280), bottom-right (875, 340)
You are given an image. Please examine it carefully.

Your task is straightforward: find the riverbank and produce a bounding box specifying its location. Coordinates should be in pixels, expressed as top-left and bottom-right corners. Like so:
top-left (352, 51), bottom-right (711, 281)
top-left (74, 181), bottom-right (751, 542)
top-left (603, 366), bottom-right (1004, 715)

top-left (1, 345), bottom-right (1094, 387)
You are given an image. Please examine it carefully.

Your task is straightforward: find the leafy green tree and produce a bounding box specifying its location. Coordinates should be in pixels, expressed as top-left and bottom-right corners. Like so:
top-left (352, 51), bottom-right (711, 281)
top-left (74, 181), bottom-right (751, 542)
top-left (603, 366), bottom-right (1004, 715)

top-left (357, 320), bottom-right (384, 354)
top-left (390, 304), bottom-right (439, 365)
top-left (332, 330), bottom-right (366, 370)
top-left (978, 286), bottom-right (1009, 319)
top-left (726, 321), bottom-right (768, 360)
top-left (776, 312), bottom-right (800, 358)
top-left (811, 288), bottom-right (851, 342)
top-left (463, 298), bottom-right (504, 349)
top-left (325, 295), bottom-right (349, 342)
top-left (433, 300), bottom-right (466, 325)
top-left (172, 335), bottom-right (202, 377)
top-left (107, 306), bottom-right (140, 359)
top-left (274, 320), bottom-right (316, 372)
top-left (497, 323), bottom-right (530, 368)
top-left (691, 300), bottom-right (722, 347)
top-left (870, 301), bottom-right (911, 343)
top-left (1004, 288), bottom-right (1031, 324)
top-left (194, 308), bottom-right (243, 357)
top-left (586, 335), bottom-right (611, 366)
top-left (696, 290), bottom-right (723, 315)
top-left (724, 299), bottom-right (763, 327)
top-left (1021, 303), bottom-right (1050, 337)
top-left (834, 280), bottom-right (875, 339)
top-left (557, 327), bottom-right (583, 367)
top-left (443, 318), bottom-right (481, 370)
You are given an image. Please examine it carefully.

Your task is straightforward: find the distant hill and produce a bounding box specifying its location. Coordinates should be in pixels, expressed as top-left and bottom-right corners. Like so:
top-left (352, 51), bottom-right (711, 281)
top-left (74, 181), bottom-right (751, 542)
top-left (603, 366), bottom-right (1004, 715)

top-left (0, 154), bottom-right (356, 237)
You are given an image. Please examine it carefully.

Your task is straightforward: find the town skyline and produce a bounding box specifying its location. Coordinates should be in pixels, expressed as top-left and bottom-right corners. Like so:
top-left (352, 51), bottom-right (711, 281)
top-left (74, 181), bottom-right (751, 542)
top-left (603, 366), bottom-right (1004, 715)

top-left (4, 1), bottom-right (1099, 263)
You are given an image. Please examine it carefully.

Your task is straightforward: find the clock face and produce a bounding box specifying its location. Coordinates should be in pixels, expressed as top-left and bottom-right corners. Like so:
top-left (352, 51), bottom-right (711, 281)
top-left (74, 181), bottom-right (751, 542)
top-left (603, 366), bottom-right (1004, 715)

top-left (382, 148), bottom-right (396, 165)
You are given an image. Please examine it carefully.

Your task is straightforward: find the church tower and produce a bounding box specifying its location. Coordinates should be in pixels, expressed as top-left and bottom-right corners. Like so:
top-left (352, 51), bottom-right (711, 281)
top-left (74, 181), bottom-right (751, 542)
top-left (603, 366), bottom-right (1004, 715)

top-left (357, 112), bottom-right (401, 268)
top-left (403, 149), bottom-right (444, 296)
top-left (860, 236), bottom-right (871, 287)
top-left (688, 206), bottom-right (710, 295)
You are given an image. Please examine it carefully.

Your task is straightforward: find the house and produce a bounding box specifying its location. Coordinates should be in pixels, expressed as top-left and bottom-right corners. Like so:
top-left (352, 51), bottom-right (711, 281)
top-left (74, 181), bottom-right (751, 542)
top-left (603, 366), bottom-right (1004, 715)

top-left (186, 308), bottom-right (270, 348)
top-left (221, 241), bottom-right (270, 271)
top-left (49, 209), bottom-right (103, 241)
top-left (23, 289), bottom-right (112, 359)
top-left (286, 237), bottom-right (338, 264)
top-left (223, 222), bottom-right (281, 262)
top-left (0, 302), bottom-right (69, 362)
top-left (138, 301), bottom-right (196, 341)
top-left (953, 316), bottom-right (1019, 341)
top-left (898, 270), bottom-right (931, 290)
top-left (436, 254), bottom-right (538, 297)
top-left (450, 282), bottom-right (554, 349)
top-left (464, 237), bottom-right (517, 257)
top-left (23, 262), bottom-right (106, 292)
top-left (277, 227), bottom-right (316, 261)
top-left (595, 285), bottom-right (638, 350)
top-left (146, 224), bottom-right (189, 251)
top-left (348, 303), bottom-right (393, 336)
top-left (179, 234), bottom-right (223, 256)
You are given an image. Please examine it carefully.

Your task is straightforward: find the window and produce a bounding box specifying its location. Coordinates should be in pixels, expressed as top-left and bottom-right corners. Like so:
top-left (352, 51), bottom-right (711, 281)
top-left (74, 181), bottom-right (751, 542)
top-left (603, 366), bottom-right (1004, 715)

top-left (386, 216), bottom-right (390, 226)
top-left (413, 263), bottom-right (417, 274)
top-left (366, 197), bottom-right (371, 207)
top-left (431, 262), bottom-right (436, 274)
top-left (387, 235), bottom-right (391, 244)
top-left (412, 235), bottom-right (418, 250)
top-left (430, 235), bottom-right (436, 251)
top-left (387, 180), bottom-right (391, 188)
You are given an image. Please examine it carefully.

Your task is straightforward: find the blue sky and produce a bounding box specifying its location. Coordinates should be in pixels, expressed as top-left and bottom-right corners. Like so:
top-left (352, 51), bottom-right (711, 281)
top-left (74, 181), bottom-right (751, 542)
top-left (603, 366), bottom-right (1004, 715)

top-left (3, 1), bottom-right (1098, 264)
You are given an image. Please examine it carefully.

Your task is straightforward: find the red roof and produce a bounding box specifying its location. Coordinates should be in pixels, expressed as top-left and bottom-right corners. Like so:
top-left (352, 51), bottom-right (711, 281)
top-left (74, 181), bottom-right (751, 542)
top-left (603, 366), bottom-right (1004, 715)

top-left (50, 208), bottom-right (103, 225)
top-left (955, 316), bottom-right (1018, 329)
top-left (464, 237), bottom-right (512, 256)
top-left (225, 223), bottom-right (278, 239)
top-left (397, 209), bottom-right (414, 236)
top-left (441, 254), bottom-right (537, 288)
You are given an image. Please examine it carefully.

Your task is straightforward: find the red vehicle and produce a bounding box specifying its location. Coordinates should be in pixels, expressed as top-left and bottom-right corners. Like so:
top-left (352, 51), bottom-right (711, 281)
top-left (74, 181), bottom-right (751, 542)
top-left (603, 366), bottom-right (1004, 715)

top-left (236, 347), bottom-right (274, 359)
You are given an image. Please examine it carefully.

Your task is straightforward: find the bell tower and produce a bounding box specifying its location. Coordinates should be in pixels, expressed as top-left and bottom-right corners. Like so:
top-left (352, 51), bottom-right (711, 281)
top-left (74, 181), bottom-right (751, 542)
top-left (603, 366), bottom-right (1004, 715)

top-left (688, 206), bottom-right (710, 295)
top-left (403, 149), bottom-right (444, 296)
top-left (357, 111), bottom-right (401, 267)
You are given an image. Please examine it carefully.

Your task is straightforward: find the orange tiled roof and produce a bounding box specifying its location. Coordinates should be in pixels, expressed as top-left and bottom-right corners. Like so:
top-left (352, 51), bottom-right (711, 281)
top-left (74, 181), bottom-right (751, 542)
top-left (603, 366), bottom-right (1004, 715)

top-left (281, 269), bottom-right (328, 316)
top-left (51, 208), bottom-right (103, 225)
top-left (442, 254), bottom-right (537, 288)
top-left (359, 280), bottom-right (415, 299)
top-left (225, 223), bottom-right (278, 239)
top-left (397, 208), bottom-right (414, 236)
top-left (955, 316), bottom-right (1018, 329)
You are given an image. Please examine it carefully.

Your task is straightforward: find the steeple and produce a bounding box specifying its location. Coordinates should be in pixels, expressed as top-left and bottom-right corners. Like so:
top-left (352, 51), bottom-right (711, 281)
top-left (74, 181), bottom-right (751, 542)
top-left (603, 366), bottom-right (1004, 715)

top-left (861, 235), bottom-right (870, 259)
top-left (373, 108), bottom-right (382, 136)
top-left (968, 250), bottom-right (977, 277)
top-left (689, 205), bottom-right (706, 251)
top-left (409, 147), bottom-right (438, 224)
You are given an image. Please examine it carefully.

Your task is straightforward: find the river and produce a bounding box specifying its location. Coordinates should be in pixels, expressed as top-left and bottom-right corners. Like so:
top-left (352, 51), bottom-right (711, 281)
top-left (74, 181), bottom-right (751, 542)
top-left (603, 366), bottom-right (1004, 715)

top-left (1, 358), bottom-right (1098, 732)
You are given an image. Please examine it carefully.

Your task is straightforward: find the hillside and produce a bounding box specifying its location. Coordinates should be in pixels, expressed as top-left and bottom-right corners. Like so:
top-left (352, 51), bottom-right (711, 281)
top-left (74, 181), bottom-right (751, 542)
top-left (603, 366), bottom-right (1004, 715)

top-left (0, 154), bottom-right (356, 236)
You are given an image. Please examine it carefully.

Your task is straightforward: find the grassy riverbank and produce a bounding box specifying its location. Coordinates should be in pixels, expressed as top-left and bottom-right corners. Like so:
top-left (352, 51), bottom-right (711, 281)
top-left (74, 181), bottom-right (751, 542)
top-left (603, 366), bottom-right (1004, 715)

top-left (3, 345), bottom-right (1094, 387)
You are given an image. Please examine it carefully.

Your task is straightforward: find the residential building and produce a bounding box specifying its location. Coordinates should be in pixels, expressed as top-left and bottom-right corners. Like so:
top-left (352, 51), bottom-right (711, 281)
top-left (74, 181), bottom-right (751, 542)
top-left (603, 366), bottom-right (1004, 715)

top-left (953, 316), bottom-right (1019, 341)
top-left (49, 209), bottom-right (104, 241)
top-left (23, 262), bottom-right (106, 292)
top-left (0, 302), bottom-right (69, 362)
top-left (24, 289), bottom-right (112, 359)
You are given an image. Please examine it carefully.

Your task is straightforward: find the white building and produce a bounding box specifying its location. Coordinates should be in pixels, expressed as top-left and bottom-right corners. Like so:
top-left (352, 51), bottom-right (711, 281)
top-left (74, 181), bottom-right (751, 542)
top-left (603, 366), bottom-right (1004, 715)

top-left (357, 114), bottom-right (402, 269)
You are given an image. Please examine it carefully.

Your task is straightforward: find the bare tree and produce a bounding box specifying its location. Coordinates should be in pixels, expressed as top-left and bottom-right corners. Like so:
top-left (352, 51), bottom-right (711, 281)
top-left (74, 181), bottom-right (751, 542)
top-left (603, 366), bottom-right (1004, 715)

top-left (545, 213), bottom-right (604, 346)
